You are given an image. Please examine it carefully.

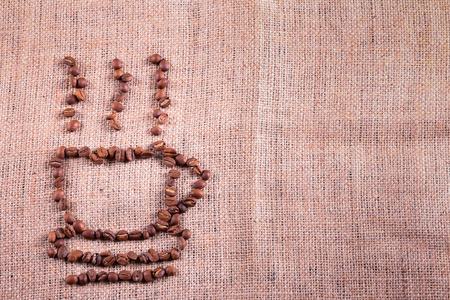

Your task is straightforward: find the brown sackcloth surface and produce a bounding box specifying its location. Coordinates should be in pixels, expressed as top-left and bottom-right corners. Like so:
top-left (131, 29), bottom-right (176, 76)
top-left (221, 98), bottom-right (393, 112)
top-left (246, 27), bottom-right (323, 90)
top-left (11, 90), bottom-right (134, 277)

top-left (0, 1), bottom-right (449, 299)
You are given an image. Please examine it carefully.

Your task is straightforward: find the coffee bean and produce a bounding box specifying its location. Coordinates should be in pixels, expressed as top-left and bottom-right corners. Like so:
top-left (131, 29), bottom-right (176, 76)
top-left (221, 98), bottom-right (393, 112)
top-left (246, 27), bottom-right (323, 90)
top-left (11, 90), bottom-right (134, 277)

top-left (55, 146), bottom-right (66, 159)
top-left (89, 153), bottom-right (105, 165)
top-left (65, 147), bottom-right (78, 157)
top-left (73, 220), bottom-right (85, 233)
top-left (158, 210), bottom-right (171, 222)
top-left (58, 198), bottom-right (70, 210)
top-left (129, 230), bottom-right (143, 240)
top-left (149, 54), bottom-right (162, 64)
top-left (171, 249), bottom-right (181, 260)
top-left (178, 236), bottom-right (186, 250)
top-left (63, 212), bottom-right (74, 225)
top-left (159, 250), bottom-right (171, 261)
top-left (47, 247), bottom-right (57, 258)
top-left (111, 102), bottom-right (124, 112)
top-left (116, 230), bottom-right (128, 241)
top-left (53, 177), bottom-right (65, 188)
top-left (168, 169), bottom-right (181, 178)
top-left (166, 178), bottom-right (176, 187)
top-left (54, 239), bottom-right (65, 248)
top-left (113, 69), bottom-right (123, 80)
top-left (175, 154), bottom-right (187, 166)
top-left (143, 270), bottom-right (154, 282)
top-left (183, 197), bottom-right (197, 207)
top-left (112, 59), bottom-right (123, 69)
top-left (170, 214), bottom-right (181, 226)
top-left (81, 230), bottom-right (95, 240)
top-left (127, 251), bottom-right (138, 261)
top-left (103, 230), bottom-right (116, 241)
top-left (193, 165), bottom-right (203, 175)
top-left (95, 229), bottom-right (103, 239)
top-left (150, 126), bottom-right (162, 136)
top-left (68, 66), bottom-right (80, 76)
top-left (97, 147), bottom-right (108, 158)
top-left (77, 273), bottom-right (89, 286)
top-left (147, 249), bottom-right (159, 262)
top-left (97, 271), bottom-right (108, 282)
top-left (119, 81), bottom-right (129, 93)
top-left (102, 255), bottom-right (116, 267)
top-left (106, 113), bottom-right (117, 120)
top-left (132, 270), bottom-right (143, 282)
top-left (108, 146), bottom-right (118, 159)
top-left (153, 267), bottom-right (165, 278)
top-left (48, 231), bottom-right (57, 243)
top-left (141, 150), bottom-right (154, 158)
top-left (87, 269), bottom-right (97, 282)
top-left (193, 180), bottom-right (207, 189)
top-left (186, 157), bottom-right (198, 167)
top-left (62, 108), bottom-right (75, 117)
top-left (52, 189), bottom-right (64, 202)
top-left (163, 157), bottom-right (176, 168)
top-left (110, 119), bottom-right (122, 131)
top-left (55, 228), bottom-right (65, 239)
top-left (108, 272), bottom-right (119, 283)
top-left (154, 220), bottom-right (169, 232)
top-left (182, 229), bottom-right (192, 240)
top-left (143, 231), bottom-right (150, 239)
top-left (158, 98), bottom-right (171, 108)
top-left (201, 170), bottom-right (211, 181)
top-left (100, 250), bottom-right (112, 257)
top-left (66, 94), bottom-right (77, 105)
top-left (65, 275), bottom-right (78, 285)
top-left (152, 140), bottom-right (166, 151)
top-left (138, 253), bottom-right (149, 264)
top-left (155, 70), bottom-right (165, 81)
top-left (119, 270), bottom-right (132, 281)
top-left (167, 225), bottom-right (183, 236)
top-left (165, 186), bottom-right (177, 197)
top-left (134, 147), bottom-right (144, 156)
top-left (191, 189), bottom-right (205, 199)
top-left (155, 89), bottom-right (166, 100)
top-left (166, 206), bottom-right (180, 214)
top-left (152, 109), bottom-right (162, 118)
top-left (126, 147), bottom-right (135, 161)
top-left (115, 148), bottom-right (126, 162)
top-left (74, 89), bottom-right (86, 101)
top-left (77, 77), bottom-right (87, 88)
top-left (66, 120), bottom-right (80, 132)
top-left (116, 253), bottom-right (130, 266)
top-left (63, 56), bottom-right (76, 66)
top-left (82, 252), bottom-right (93, 263)
top-left (115, 92), bottom-right (126, 102)
top-left (78, 146), bottom-right (91, 157)
top-left (163, 148), bottom-right (177, 158)
top-left (49, 158), bottom-right (63, 168)
top-left (53, 167), bottom-right (64, 178)
top-left (91, 253), bottom-right (101, 266)
top-left (69, 74), bottom-right (77, 87)
top-left (166, 266), bottom-right (177, 276)
top-left (57, 245), bottom-right (69, 259)
top-left (67, 250), bottom-right (83, 262)
top-left (121, 73), bottom-right (133, 82)
top-left (177, 202), bottom-right (188, 214)
top-left (159, 59), bottom-right (170, 72)
top-left (156, 78), bottom-right (169, 89)
top-left (64, 225), bottom-right (76, 238)
top-left (147, 224), bottom-right (157, 236)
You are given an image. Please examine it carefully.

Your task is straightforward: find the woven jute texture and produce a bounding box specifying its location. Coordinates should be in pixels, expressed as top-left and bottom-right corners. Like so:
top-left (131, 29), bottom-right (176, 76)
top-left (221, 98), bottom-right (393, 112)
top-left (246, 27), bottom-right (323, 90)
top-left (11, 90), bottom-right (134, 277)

top-left (1, 1), bottom-right (449, 299)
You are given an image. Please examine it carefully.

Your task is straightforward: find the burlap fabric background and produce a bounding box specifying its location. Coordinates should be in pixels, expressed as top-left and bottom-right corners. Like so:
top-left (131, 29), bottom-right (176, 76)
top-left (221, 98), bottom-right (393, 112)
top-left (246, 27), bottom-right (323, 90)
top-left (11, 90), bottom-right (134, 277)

top-left (1, 1), bottom-right (449, 299)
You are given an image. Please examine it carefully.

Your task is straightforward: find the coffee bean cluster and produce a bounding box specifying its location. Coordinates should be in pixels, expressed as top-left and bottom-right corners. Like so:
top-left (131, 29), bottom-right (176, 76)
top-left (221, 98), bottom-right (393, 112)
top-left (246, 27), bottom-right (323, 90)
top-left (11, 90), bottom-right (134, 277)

top-left (62, 56), bottom-right (87, 132)
top-left (107, 59), bottom-right (133, 131)
top-left (65, 266), bottom-right (176, 285)
top-left (149, 54), bottom-right (171, 136)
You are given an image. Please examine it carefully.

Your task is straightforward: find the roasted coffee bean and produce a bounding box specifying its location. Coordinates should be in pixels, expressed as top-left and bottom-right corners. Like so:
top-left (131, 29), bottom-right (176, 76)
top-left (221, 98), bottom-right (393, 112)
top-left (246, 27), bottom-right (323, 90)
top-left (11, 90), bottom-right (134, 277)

top-left (156, 78), bottom-right (169, 89)
top-left (165, 186), bottom-right (177, 197)
top-left (64, 225), bottom-right (76, 238)
top-left (68, 66), bottom-right (80, 76)
top-left (74, 89), bottom-right (86, 101)
top-left (149, 54), bottom-right (162, 64)
top-left (53, 177), bottom-right (65, 188)
top-left (152, 140), bottom-right (166, 151)
top-left (108, 146), bottom-right (118, 159)
top-left (82, 230), bottom-right (96, 240)
top-left (97, 147), bottom-right (108, 158)
top-left (121, 73), bottom-right (133, 82)
top-left (87, 269), bottom-right (97, 282)
top-left (89, 153), bottom-right (105, 165)
top-left (77, 77), bottom-right (87, 88)
top-left (166, 178), bottom-right (176, 187)
top-left (78, 146), bottom-right (91, 157)
top-left (153, 267), bottom-right (165, 278)
top-left (111, 101), bottom-right (124, 112)
top-left (138, 253), bottom-right (149, 264)
top-left (132, 270), bottom-right (143, 282)
top-left (113, 69), bottom-right (123, 80)
top-left (152, 108), bottom-right (162, 118)
top-left (193, 180), bottom-right (207, 189)
top-left (163, 148), bottom-right (177, 158)
top-left (106, 113), bottom-right (117, 120)
top-left (102, 255), bottom-right (116, 267)
top-left (150, 126), bottom-right (162, 136)
top-left (182, 229), bottom-right (192, 240)
top-left (115, 148), bottom-right (126, 162)
top-left (95, 229), bottom-right (103, 239)
top-left (55, 146), bottom-right (66, 159)
top-left (69, 74), bottom-right (77, 87)
top-left (103, 230), bottom-right (116, 241)
top-left (165, 266), bottom-right (177, 276)
top-left (67, 250), bottom-right (83, 262)
top-left (134, 146), bottom-right (144, 156)
top-left (186, 157), bottom-right (198, 167)
top-left (127, 251), bottom-right (138, 261)
top-left (82, 252), bottom-right (93, 263)
top-left (193, 165), bottom-right (203, 175)
top-left (170, 214), bottom-right (181, 226)
top-left (155, 70), bottom-right (165, 81)
top-left (157, 113), bottom-right (169, 125)
top-left (141, 150), bottom-right (154, 158)
top-left (177, 202), bottom-right (188, 213)
top-left (154, 220), bottom-right (169, 232)
top-left (66, 120), bottom-right (80, 132)
top-left (166, 206), bottom-right (180, 214)
top-left (90, 253), bottom-right (100, 266)
top-left (112, 58), bottom-right (123, 69)
top-left (143, 270), bottom-right (154, 282)
top-left (52, 189), bottom-right (64, 201)
top-left (201, 170), bottom-right (211, 181)
top-left (47, 247), bottom-right (57, 258)
top-left (126, 147), bottom-right (135, 161)
top-left (143, 231), bottom-right (150, 239)
top-left (168, 169), bottom-right (181, 179)
top-left (59, 198), bottom-right (70, 210)
top-left (178, 236), bottom-right (187, 250)
top-left (48, 231), bottom-right (56, 243)
top-left (110, 118), bottom-right (122, 131)
top-left (100, 250), bottom-right (113, 257)
top-left (66, 147), bottom-right (78, 157)
top-left (155, 89), bottom-right (166, 100)
top-left (183, 197), bottom-right (197, 207)
top-left (129, 230), bottom-right (143, 240)
top-left (54, 239), bottom-right (65, 248)
top-left (57, 245), bottom-right (69, 259)
top-left (66, 94), bottom-right (77, 105)
top-left (63, 108), bottom-right (75, 118)
top-left (65, 274), bottom-right (78, 285)
top-left (163, 157), bottom-right (176, 168)
top-left (73, 220), bottom-right (85, 233)
top-left (115, 92), bottom-right (126, 102)
top-left (157, 210), bottom-right (172, 222)
top-left (147, 249), bottom-right (159, 262)
top-left (63, 212), bottom-right (74, 224)
top-left (159, 250), bottom-right (171, 261)
top-left (119, 81), bottom-right (129, 93)
top-left (159, 98), bottom-right (171, 108)
top-left (116, 230), bottom-right (128, 241)
top-left (147, 224), bottom-right (157, 236)
top-left (63, 56), bottom-right (76, 66)
top-left (119, 270), bottom-right (132, 281)
top-left (159, 59), bottom-right (170, 72)
top-left (116, 253), bottom-right (130, 266)
top-left (53, 167), bottom-right (64, 178)
top-left (108, 272), bottom-right (119, 283)
top-left (191, 189), bottom-right (205, 199)
top-left (170, 249), bottom-right (181, 260)
top-left (167, 225), bottom-right (183, 236)
top-left (78, 273), bottom-right (89, 286)
top-left (49, 157), bottom-right (63, 168)
top-left (97, 271), bottom-right (108, 282)
top-left (175, 154), bottom-right (187, 166)
top-left (55, 228), bottom-right (65, 239)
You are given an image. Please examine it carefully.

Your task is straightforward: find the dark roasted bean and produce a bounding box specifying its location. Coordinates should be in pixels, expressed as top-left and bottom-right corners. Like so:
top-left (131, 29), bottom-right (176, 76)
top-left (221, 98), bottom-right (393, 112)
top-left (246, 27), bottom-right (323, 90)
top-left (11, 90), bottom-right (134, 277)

top-left (178, 236), bottom-right (186, 250)
top-left (163, 157), bottom-right (176, 168)
top-left (115, 148), bottom-right (126, 162)
top-left (119, 81), bottom-right (129, 93)
top-left (154, 220), bottom-right (169, 232)
top-left (63, 56), bottom-right (76, 66)
top-left (66, 94), bottom-right (77, 105)
top-left (151, 140), bottom-right (166, 151)
top-left (116, 230), bottom-right (128, 241)
top-left (149, 54), bottom-right (162, 64)
top-left (103, 230), bottom-right (116, 241)
top-left (155, 70), bottom-right (165, 81)
top-left (82, 252), bottom-right (93, 263)
top-left (193, 180), bottom-right (207, 189)
top-left (163, 148), bottom-right (177, 158)
top-left (129, 230), bottom-right (143, 240)
top-left (191, 189), bottom-right (205, 199)
top-left (182, 229), bottom-right (192, 240)
top-left (95, 229), bottom-right (103, 239)
top-left (106, 113), bottom-right (117, 120)
top-left (55, 228), bottom-right (65, 239)
top-left (87, 269), bottom-right (97, 282)
top-left (147, 224), bottom-right (157, 236)
top-left (111, 102), bottom-right (124, 112)
top-left (157, 112), bottom-right (169, 125)
top-left (82, 230), bottom-right (96, 240)
top-left (55, 146), bottom-right (66, 159)
top-left (89, 153), bottom-right (105, 165)
top-left (126, 147), bottom-right (135, 161)
top-left (175, 154), bottom-right (187, 166)
top-left (157, 78), bottom-right (169, 89)
top-left (52, 189), bottom-right (64, 202)
top-left (201, 170), bottom-right (211, 181)
top-left (113, 69), bottom-right (123, 80)
top-left (47, 247), bottom-right (57, 258)
top-left (186, 157), bottom-right (198, 167)
top-left (78, 146), bottom-right (91, 157)
top-left (132, 270), bottom-right (143, 282)
top-left (63, 108), bottom-right (75, 118)
top-left (167, 225), bottom-right (183, 236)
top-left (170, 249), bottom-right (180, 260)
top-left (67, 250), bottom-right (83, 262)
top-left (170, 214), bottom-right (181, 226)
top-left (48, 231), bottom-right (56, 243)
top-left (65, 147), bottom-right (79, 157)
top-left (77, 77), bottom-right (87, 88)
top-left (152, 109), bottom-right (162, 118)
top-left (141, 150), bottom-right (154, 158)
top-left (143, 270), bottom-right (154, 282)
top-left (96, 147), bottom-right (108, 159)
top-left (110, 118), bottom-right (122, 131)
top-left (78, 273), bottom-right (89, 286)
top-left (119, 270), bottom-right (132, 281)
top-left (155, 89), bottom-right (166, 100)
top-left (115, 92), bottom-right (126, 102)
top-left (73, 220), bottom-right (85, 233)
top-left (143, 231), bottom-right (150, 239)
top-left (64, 212), bottom-right (74, 224)
top-left (69, 74), bottom-right (77, 87)
top-left (183, 197), bottom-right (197, 207)
top-left (49, 157), bottom-right (63, 168)
top-left (159, 98), bottom-right (171, 108)
top-left (102, 255), bottom-right (116, 267)
top-left (97, 271), bottom-right (108, 282)
top-left (134, 147), bottom-right (144, 156)
top-left (121, 73), bottom-right (133, 82)
top-left (53, 177), bottom-right (65, 188)
top-left (116, 253), bottom-right (130, 266)
top-left (165, 186), bottom-right (177, 197)
top-left (111, 59), bottom-right (122, 69)
top-left (159, 59), bottom-right (170, 72)
top-left (153, 267), bottom-right (165, 278)
top-left (159, 250), bottom-right (171, 261)
top-left (64, 225), bottom-right (76, 238)
top-left (165, 266), bottom-right (177, 276)
top-left (108, 272), bottom-right (119, 283)
top-left (150, 126), bottom-right (162, 136)
top-left (157, 210), bottom-right (172, 222)
top-left (168, 169), bottom-right (181, 178)
top-left (57, 245), bottom-right (69, 259)
top-left (68, 66), bottom-right (80, 76)
top-left (54, 239), bottom-right (65, 248)
top-left (147, 249), bottom-right (159, 262)
top-left (74, 89), bottom-right (86, 101)
top-left (166, 206), bottom-right (180, 214)
top-left (53, 167), bottom-right (64, 178)
top-left (65, 275), bottom-right (78, 285)
top-left (100, 250), bottom-right (112, 257)
top-left (193, 165), bottom-right (203, 175)
top-left (127, 251), bottom-right (138, 261)
top-left (108, 146), bottom-right (118, 159)
top-left (58, 198), bottom-right (70, 210)
top-left (166, 178), bottom-right (176, 187)
top-left (138, 253), bottom-right (149, 264)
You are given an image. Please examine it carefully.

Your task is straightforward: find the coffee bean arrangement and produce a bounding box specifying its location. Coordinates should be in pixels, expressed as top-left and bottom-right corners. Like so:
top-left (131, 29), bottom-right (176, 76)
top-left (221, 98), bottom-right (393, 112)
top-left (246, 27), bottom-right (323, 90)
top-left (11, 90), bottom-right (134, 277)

top-left (107, 59), bottom-right (134, 131)
top-left (48, 141), bottom-right (211, 285)
top-left (62, 56), bottom-right (87, 132)
top-left (149, 54), bottom-right (171, 136)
